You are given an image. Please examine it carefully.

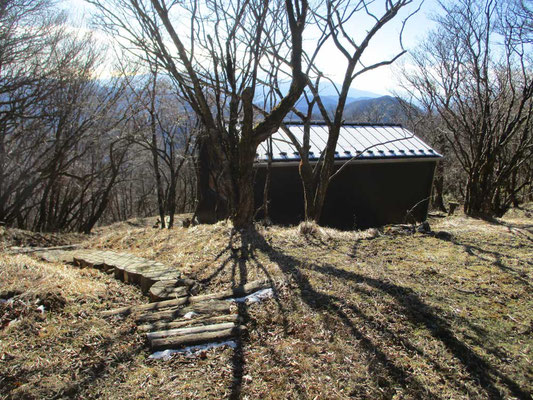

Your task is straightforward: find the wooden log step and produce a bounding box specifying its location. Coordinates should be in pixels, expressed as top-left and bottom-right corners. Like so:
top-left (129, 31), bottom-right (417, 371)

top-left (146, 321), bottom-right (236, 340)
top-left (140, 269), bottom-right (182, 294)
top-left (8, 244), bottom-right (80, 254)
top-left (72, 252), bottom-right (94, 267)
top-left (149, 282), bottom-right (189, 302)
top-left (149, 278), bottom-right (200, 301)
top-left (137, 314), bottom-right (241, 333)
top-left (149, 277), bottom-right (199, 295)
top-left (39, 251), bottom-right (62, 263)
top-left (150, 325), bottom-right (246, 351)
top-left (74, 251), bottom-right (119, 270)
top-left (40, 250), bottom-right (78, 264)
top-left (113, 261), bottom-right (127, 280)
top-left (102, 279), bottom-right (269, 317)
top-left (102, 296), bottom-right (188, 317)
top-left (103, 254), bottom-right (130, 269)
top-left (75, 252), bottom-right (116, 278)
top-left (136, 301), bottom-right (233, 323)
top-left (123, 262), bottom-right (160, 284)
top-left (186, 279), bottom-right (270, 303)
top-left (69, 250), bottom-right (184, 292)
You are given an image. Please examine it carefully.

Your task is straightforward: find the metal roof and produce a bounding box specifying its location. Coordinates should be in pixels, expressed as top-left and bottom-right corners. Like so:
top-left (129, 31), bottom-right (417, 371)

top-left (256, 123), bottom-right (441, 164)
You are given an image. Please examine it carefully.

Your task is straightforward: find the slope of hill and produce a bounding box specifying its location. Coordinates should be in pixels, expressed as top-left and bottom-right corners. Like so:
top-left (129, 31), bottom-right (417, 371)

top-left (286, 95), bottom-right (418, 124)
top-left (343, 95), bottom-right (415, 123)
top-left (1, 208), bottom-right (532, 399)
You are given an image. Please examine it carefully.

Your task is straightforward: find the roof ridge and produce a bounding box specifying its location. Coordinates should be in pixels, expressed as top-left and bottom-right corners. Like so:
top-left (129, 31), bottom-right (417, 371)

top-left (283, 121), bottom-right (403, 127)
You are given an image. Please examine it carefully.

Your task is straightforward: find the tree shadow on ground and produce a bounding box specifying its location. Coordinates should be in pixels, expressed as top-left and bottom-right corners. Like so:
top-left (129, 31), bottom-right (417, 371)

top-left (225, 231), bottom-right (290, 400)
top-left (219, 229), bottom-right (435, 398)
top-left (491, 220), bottom-right (533, 242)
top-left (229, 228), bottom-right (531, 400)
top-left (434, 232), bottom-right (532, 287)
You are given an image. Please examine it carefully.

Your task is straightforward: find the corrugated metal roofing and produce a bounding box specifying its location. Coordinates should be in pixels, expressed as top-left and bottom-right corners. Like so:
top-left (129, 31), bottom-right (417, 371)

top-left (256, 123), bottom-right (441, 163)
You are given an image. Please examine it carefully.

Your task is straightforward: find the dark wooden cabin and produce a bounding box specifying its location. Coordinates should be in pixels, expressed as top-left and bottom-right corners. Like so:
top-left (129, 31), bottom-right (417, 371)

top-left (253, 123), bottom-right (442, 230)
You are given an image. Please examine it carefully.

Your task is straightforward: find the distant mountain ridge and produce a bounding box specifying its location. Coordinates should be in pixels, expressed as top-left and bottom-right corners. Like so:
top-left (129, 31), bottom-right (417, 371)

top-left (286, 95), bottom-right (416, 124)
top-left (113, 75), bottom-right (413, 125)
top-left (343, 95), bottom-right (413, 124)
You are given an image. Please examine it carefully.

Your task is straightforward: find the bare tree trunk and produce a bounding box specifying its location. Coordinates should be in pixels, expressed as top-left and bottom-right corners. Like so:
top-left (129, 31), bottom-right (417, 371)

top-left (232, 157), bottom-right (256, 229)
top-left (431, 133), bottom-right (447, 213)
top-left (81, 144), bottom-right (127, 233)
top-left (166, 169), bottom-right (177, 228)
top-left (0, 131), bottom-right (5, 223)
top-left (195, 137), bottom-right (221, 224)
top-left (149, 71), bottom-right (166, 229)
top-left (432, 174), bottom-right (447, 213)
top-left (232, 89), bottom-right (256, 230)
top-left (299, 160), bottom-right (318, 222)
top-left (262, 138), bottom-right (272, 222)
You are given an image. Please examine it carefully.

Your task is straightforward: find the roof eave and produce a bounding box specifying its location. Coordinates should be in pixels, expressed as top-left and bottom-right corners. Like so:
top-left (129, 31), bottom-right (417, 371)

top-left (254, 155), bottom-right (442, 167)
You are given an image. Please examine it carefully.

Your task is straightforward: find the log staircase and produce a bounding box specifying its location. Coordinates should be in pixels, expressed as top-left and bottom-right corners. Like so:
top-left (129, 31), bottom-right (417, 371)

top-left (32, 248), bottom-right (271, 352)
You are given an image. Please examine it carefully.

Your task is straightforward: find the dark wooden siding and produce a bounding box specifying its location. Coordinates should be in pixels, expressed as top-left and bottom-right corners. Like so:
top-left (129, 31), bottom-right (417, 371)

top-left (254, 160), bottom-right (437, 229)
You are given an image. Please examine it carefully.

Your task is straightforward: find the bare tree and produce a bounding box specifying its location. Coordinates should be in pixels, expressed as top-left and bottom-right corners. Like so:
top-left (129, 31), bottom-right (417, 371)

top-left (279, 0), bottom-right (419, 222)
top-left (89, 0), bottom-right (309, 229)
top-left (126, 67), bottom-right (197, 229)
top-left (399, 0), bottom-right (533, 217)
top-left (0, 0), bottom-right (67, 225)
top-left (0, 0), bottom-right (134, 231)
top-left (500, 0), bottom-right (532, 46)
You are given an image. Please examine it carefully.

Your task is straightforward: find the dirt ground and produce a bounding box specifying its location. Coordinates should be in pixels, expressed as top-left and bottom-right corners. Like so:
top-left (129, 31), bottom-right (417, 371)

top-left (1, 207), bottom-right (532, 399)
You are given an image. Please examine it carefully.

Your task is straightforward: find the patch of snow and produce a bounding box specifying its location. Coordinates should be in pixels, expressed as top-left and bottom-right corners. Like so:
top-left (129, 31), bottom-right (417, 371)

top-left (230, 288), bottom-right (273, 304)
top-left (183, 311), bottom-right (198, 319)
top-left (149, 340), bottom-right (237, 360)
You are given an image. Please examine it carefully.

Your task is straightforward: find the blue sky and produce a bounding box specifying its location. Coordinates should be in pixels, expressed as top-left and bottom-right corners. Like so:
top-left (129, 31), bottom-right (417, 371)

top-left (308, 0), bottom-right (441, 95)
top-left (60, 0), bottom-right (442, 96)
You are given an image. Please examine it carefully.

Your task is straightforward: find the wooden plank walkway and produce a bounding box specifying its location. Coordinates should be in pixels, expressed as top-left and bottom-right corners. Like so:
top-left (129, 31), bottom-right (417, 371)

top-left (31, 247), bottom-right (272, 353)
top-left (37, 249), bottom-right (182, 294)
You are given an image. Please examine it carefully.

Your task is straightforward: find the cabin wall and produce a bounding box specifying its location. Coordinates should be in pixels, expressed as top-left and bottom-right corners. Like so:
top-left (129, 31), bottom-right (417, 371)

top-left (254, 160), bottom-right (437, 230)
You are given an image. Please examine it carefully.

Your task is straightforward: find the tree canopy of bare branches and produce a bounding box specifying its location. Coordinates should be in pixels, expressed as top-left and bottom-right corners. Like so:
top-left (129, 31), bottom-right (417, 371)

top-left (280, 0), bottom-right (419, 222)
top-left (125, 66), bottom-right (197, 228)
top-left (400, 0), bottom-right (532, 217)
top-left (0, 0), bottom-right (134, 232)
top-left (89, 0), bottom-right (310, 228)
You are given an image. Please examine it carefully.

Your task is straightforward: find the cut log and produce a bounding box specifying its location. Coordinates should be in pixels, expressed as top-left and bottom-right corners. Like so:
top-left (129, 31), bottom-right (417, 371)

top-left (114, 265), bottom-right (125, 281)
top-left (137, 314), bottom-right (240, 333)
top-left (73, 254), bottom-right (92, 268)
top-left (84, 256), bottom-right (106, 269)
top-left (7, 244), bottom-right (80, 254)
top-left (136, 301), bottom-right (233, 323)
top-left (123, 262), bottom-right (157, 284)
top-left (149, 282), bottom-right (189, 302)
top-left (39, 251), bottom-right (77, 264)
top-left (102, 296), bottom-right (189, 317)
top-left (146, 321), bottom-right (236, 340)
top-left (150, 325), bottom-right (246, 351)
top-left (186, 279), bottom-right (270, 304)
top-left (140, 269), bottom-right (182, 294)
top-left (112, 255), bottom-right (136, 281)
top-left (102, 279), bottom-right (269, 317)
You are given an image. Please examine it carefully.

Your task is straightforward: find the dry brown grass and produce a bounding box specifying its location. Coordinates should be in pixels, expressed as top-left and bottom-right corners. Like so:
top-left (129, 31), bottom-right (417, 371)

top-left (0, 226), bottom-right (86, 251)
top-left (1, 209), bottom-right (532, 399)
